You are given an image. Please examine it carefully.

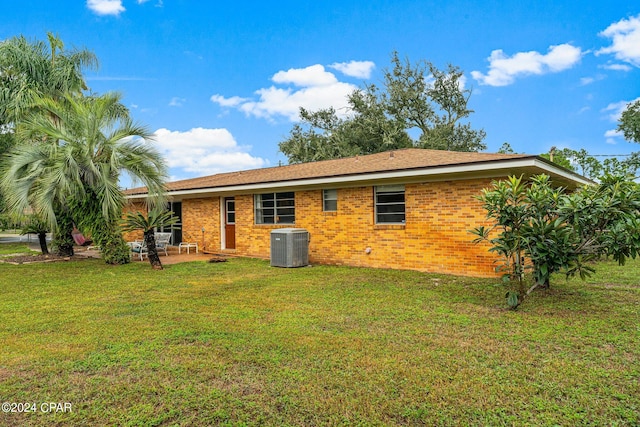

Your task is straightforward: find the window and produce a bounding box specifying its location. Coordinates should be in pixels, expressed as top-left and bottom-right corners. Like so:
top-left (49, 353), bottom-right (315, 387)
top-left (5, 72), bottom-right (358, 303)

top-left (255, 192), bottom-right (295, 224)
top-left (157, 201), bottom-right (182, 243)
top-left (323, 189), bottom-right (337, 212)
top-left (375, 185), bottom-right (405, 224)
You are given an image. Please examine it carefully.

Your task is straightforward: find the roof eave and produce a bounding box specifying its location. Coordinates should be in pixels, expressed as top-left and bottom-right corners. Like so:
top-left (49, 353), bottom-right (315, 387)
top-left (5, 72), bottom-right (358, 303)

top-left (126, 157), bottom-right (593, 201)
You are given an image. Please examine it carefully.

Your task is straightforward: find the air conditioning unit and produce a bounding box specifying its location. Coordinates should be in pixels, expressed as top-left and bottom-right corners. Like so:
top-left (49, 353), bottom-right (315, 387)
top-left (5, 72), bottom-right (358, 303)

top-left (270, 228), bottom-right (310, 267)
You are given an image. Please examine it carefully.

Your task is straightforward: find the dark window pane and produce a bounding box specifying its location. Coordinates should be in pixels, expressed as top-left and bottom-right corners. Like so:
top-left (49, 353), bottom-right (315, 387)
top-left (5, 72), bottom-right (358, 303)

top-left (377, 204), bottom-right (406, 214)
top-left (262, 215), bottom-right (275, 224)
top-left (277, 215), bottom-right (295, 224)
top-left (324, 199), bottom-right (337, 211)
top-left (277, 199), bottom-right (295, 208)
top-left (277, 207), bottom-right (295, 216)
top-left (375, 186), bottom-right (405, 224)
top-left (377, 213), bottom-right (405, 223)
top-left (276, 192), bottom-right (295, 200)
top-left (256, 192), bottom-right (295, 224)
top-left (376, 193), bottom-right (405, 204)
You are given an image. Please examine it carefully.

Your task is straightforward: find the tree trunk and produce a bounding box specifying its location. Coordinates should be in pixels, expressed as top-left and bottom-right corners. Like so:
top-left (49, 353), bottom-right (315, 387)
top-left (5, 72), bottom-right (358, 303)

top-left (38, 232), bottom-right (49, 255)
top-left (144, 231), bottom-right (163, 270)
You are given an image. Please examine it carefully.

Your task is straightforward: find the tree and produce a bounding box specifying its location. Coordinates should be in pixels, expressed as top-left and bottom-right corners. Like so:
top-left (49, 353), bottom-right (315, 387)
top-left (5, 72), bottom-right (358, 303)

top-left (539, 147), bottom-right (576, 172)
top-left (0, 93), bottom-right (168, 262)
top-left (497, 142), bottom-right (515, 154)
top-left (122, 210), bottom-right (179, 270)
top-left (20, 214), bottom-right (50, 255)
top-left (279, 52), bottom-right (486, 163)
top-left (618, 100), bottom-right (640, 144)
top-left (0, 33), bottom-right (98, 233)
top-left (471, 174), bottom-right (640, 309)
top-left (0, 33), bottom-right (97, 128)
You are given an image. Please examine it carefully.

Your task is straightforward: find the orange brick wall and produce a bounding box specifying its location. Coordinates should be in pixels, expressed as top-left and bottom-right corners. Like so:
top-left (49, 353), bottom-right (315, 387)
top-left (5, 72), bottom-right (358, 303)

top-left (181, 197), bottom-right (221, 252)
top-left (122, 201), bottom-right (145, 241)
top-left (177, 178), bottom-right (498, 277)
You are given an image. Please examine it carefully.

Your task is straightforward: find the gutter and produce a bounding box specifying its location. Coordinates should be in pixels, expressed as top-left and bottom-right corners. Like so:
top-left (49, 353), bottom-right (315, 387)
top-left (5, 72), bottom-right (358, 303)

top-left (126, 157), bottom-right (593, 200)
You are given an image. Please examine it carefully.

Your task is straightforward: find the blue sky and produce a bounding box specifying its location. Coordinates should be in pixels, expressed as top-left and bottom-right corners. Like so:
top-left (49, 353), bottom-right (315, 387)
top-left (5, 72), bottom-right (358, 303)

top-left (3, 0), bottom-right (640, 182)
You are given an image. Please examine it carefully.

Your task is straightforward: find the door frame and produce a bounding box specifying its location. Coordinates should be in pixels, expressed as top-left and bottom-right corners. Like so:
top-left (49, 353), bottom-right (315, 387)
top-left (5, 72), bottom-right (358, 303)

top-left (222, 196), bottom-right (236, 250)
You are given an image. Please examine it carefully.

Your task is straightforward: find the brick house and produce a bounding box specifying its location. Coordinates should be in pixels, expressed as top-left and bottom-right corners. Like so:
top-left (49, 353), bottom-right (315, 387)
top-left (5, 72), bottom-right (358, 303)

top-left (125, 148), bottom-right (591, 277)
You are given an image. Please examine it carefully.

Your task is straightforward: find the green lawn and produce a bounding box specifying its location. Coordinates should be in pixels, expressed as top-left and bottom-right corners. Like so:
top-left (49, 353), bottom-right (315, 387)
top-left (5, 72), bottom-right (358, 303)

top-left (0, 242), bottom-right (39, 256)
top-left (0, 250), bottom-right (638, 426)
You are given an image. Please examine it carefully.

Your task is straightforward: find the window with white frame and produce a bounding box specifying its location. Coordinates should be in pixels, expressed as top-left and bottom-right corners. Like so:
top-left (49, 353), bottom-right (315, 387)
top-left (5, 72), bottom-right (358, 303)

top-left (255, 192), bottom-right (295, 224)
top-left (323, 189), bottom-right (337, 212)
top-left (375, 185), bottom-right (405, 224)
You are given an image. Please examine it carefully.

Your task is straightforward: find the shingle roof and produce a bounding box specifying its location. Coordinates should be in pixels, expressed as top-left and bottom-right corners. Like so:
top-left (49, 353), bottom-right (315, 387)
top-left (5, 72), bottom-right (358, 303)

top-left (125, 148), bottom-right (594, 196)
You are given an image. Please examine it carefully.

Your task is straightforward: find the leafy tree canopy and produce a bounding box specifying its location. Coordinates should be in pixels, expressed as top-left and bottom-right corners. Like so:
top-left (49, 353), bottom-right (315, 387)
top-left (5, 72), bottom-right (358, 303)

top-left (1, 92), bottom-right (167, 261)
top-left (472, 174), bottom-right (640, 309)
top-left (539, 147), bottom-right (575, 172)
top-left (541, 147), bottom-right (640, 181)
top-left (0, 32), bottom-right (97, 128)
top-left (618, 99), bottom-right (640, 144)
top-left (279, 52), bottom-right (486, 163)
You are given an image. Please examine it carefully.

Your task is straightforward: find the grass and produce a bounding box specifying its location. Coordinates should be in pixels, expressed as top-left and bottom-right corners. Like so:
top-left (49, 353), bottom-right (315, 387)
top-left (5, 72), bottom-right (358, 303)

top-left (0, 242), bottom-right (39, 256)
top-left (0, 255), bottom-right (638, 426)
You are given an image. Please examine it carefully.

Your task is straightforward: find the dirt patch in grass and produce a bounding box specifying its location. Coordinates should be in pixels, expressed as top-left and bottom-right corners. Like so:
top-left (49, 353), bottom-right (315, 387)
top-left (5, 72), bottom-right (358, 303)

top-left (0, 253), bottom-right (71, 264)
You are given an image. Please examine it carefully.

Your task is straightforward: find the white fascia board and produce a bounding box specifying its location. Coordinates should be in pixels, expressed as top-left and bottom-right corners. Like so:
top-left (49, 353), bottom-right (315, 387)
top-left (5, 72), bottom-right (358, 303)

top-left (127, 158), bottom-right (592, 200)
top-left (529, 159), bottom-right (594, 186)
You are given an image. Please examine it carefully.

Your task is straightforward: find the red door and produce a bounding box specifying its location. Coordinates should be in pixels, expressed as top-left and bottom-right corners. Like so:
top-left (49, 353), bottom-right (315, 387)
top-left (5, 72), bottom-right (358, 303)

top-left (224, 197), bottom-right (236, 249)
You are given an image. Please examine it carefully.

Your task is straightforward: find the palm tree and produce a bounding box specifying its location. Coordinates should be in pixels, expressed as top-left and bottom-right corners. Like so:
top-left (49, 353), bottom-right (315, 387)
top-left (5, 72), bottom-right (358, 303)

top-left (122, 210), bottom-right (179, 270)
top-left (1, 33), bottom-right (98, 241)
top-left (0, 32), bottom-right (98, 128)
top-left (20, 213), bottom-right (50, 255)
top-left (0, 92), bottom-right (167, 262)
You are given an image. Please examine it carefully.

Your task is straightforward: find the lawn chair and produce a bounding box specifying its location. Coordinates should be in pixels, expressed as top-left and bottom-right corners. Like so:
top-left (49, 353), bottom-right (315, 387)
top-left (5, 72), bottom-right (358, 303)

top-left (72, 228), bottom-right (93, 246)
top-left (154, 232), bottom-right (172, 256)
top-left (128, 240), bottom-right (147, 261)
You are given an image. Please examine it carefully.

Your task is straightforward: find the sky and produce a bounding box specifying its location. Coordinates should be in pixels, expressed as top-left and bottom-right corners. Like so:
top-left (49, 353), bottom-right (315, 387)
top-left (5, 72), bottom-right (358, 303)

top-left (2, 0), bottom-right (640, 183)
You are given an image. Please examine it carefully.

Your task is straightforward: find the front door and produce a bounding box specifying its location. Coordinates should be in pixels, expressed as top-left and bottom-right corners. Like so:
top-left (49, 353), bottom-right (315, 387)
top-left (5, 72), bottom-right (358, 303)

top-left (224, 197), bottom-right (236, 249)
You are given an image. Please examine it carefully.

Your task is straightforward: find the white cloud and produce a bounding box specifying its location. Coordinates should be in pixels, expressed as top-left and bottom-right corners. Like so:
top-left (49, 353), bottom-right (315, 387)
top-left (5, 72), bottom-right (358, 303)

top-left (210, 95), bottom-right (249, 107)
top-left (471, 43), bottom-right (583, 86)
top-left (602, 97), bottom-right (640, 144)
top-left (152, 128), bottom-right (268, 178)
top-left (602, 98), bottom-right (640, 122)
top-left (168, 97), bottom-right (186, 107)
top-left (329, 61), bottom-right (376, 78)
top-left (580, 77), bottom-right (595, 86)
top-left (212, 64), bottom-right (361, 121)
top-left (272, 64), bottom-right (338, 87)
top-left (239, 82), bottom-right (356, 121)
top-left (457, 74), bottom-right (467, 91)
top-left (597, 14), bottom-right (640, 67)
top-left (605, 129), bottom-right (622, 144)
top-left (86, 0), bottom-right (125, 16)
top-left (600, 63), bottom-right (633, 71)
top-left (579, 74), bottom-right (606, 86)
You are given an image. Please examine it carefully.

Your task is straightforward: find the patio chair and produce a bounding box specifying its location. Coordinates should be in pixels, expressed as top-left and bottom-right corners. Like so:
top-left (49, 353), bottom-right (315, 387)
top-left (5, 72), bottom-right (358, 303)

top-left (154, 232), bottom-right (172, 256)
top-left (128, 240), bottom-right (147, 261)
